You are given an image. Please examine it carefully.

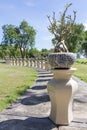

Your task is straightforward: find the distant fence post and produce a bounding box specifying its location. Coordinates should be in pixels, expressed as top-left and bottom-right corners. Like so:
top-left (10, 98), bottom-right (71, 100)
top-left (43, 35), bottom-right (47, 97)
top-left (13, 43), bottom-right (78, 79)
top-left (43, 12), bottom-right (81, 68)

top-left (5, 57), bottom-right (50, 70)
top-left (5, 58), bottom-right (10, 65)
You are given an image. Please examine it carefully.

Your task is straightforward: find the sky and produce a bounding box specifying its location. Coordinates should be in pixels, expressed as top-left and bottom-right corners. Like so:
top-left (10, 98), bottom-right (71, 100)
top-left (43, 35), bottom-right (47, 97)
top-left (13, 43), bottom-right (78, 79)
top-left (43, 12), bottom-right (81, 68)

top-left (0, 0), bottom-right (87, 50)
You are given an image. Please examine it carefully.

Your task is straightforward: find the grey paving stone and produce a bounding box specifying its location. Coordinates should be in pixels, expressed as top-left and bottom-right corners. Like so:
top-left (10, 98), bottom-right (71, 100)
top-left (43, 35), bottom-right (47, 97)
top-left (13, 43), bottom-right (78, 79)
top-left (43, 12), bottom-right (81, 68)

top-left (0, 68), bottom-right (87, 130)
top-left (0, 68), bottom-right (58, 130)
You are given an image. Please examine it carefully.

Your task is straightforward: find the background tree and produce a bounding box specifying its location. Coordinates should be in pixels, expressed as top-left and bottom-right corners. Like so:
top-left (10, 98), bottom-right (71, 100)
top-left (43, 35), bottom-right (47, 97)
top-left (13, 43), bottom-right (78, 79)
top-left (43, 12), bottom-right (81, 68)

top-left (41, 48), bottom-right (49, 57)
top-left (2, 20), bottom-right (36, 58)
top-left (2, 24), bottom-right (16, 45)
top-left (28, 48), bottom-right (41, 58)
top-left (0, 44), bottom-right (7, 58)
top-left (68, 24), bottom-right (84, 52)
top-left (15, 20), bottom-right (36, 58)
top-left (82, 31), bottom-right (87, 57)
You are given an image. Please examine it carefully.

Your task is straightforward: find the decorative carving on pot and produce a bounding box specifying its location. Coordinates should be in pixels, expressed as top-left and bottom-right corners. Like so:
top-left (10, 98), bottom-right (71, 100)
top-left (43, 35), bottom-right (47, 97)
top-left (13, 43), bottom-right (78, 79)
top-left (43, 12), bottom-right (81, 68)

top-left (48, 53), bottom-right (75, 69)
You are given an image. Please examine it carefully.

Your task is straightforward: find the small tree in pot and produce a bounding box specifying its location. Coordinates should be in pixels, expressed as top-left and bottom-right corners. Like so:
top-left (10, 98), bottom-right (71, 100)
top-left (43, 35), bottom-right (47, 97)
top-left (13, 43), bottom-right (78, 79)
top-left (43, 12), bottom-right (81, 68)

top-left (47, 3), bottom-right (76, 69)
top-left (47, 3), bottom-right (76, 53)
top-left (47, 3), bottom-right (78, 125)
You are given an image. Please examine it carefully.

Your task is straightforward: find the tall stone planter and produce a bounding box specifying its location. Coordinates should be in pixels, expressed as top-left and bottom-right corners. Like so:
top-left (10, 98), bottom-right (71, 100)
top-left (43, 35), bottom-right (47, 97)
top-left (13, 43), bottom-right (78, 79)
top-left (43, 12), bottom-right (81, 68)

top-left (47, 53), bottom-right (78, 125)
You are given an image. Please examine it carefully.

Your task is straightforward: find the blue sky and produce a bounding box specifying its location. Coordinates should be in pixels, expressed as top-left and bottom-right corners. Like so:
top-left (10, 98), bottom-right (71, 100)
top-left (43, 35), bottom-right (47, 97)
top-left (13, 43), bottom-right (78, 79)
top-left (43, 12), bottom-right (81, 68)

top-left (0, 0), bottom-right (87, 50)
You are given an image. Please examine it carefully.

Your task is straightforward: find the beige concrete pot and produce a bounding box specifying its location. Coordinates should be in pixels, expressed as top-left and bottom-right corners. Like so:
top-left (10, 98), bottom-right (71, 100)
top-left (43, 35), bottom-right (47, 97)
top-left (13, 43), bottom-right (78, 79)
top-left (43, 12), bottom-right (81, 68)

top-left (47, 53), bottom-right (78, 125)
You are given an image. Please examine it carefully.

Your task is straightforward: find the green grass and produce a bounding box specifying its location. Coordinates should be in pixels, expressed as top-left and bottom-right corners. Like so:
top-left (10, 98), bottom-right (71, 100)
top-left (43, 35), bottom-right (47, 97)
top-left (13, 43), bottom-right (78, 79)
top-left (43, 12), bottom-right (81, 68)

top-left (73, 59), bottom-right (87, 82)
top-left (0, 63), bottom-right (38, 111)
top-left (75, 58), bottom-right (87, 64)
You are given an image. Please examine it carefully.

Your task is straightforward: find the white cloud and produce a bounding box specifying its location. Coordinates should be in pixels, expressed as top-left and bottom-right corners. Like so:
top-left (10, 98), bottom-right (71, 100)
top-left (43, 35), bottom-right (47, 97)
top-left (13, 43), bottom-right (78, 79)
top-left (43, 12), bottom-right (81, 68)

top-left (24, 1), bottom-right (35, 7)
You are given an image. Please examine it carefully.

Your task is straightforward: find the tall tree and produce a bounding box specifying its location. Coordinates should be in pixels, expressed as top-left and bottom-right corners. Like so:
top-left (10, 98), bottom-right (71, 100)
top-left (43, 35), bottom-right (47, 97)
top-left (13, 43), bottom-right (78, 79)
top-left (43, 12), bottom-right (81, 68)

top-left (16, 20), bottom-right (36, 58)
top-left (2, 20), bottom-right (36, 58)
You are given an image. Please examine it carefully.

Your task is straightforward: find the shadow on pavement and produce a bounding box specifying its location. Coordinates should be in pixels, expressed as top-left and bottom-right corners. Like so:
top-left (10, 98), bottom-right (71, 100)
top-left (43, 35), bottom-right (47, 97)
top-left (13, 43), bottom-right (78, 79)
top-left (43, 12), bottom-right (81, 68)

top-left (31, 85), bottom-right (47, 90)
top-left (21, 94), bottom-right (50, 105)
top-left (0, 117), bottom-right (57, 130)
top-left (36, 78), bottom-right (52, 82)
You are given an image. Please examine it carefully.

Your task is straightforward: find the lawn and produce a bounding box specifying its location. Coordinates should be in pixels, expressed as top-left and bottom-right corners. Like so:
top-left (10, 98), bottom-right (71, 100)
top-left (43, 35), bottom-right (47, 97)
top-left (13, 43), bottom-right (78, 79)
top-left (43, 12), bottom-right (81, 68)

top-left (0, 63), bottom-right (38, 111)
top-left (73, 59), bottom-right (87, 83)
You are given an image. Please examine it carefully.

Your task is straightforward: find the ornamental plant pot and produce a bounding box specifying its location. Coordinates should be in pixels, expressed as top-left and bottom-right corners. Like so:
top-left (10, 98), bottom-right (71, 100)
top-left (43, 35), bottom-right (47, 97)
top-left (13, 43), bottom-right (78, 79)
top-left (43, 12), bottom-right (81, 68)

top-left (47, 2), bottom-right (79, 125)
top-left (48, 52), bottom-right (75, 69)
top-left (47, 52), bottom-right (78, 125)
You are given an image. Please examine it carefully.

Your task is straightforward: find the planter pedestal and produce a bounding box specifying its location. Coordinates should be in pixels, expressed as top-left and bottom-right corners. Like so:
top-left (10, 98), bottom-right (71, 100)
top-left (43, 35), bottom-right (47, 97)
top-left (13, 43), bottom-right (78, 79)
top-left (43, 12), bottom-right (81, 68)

top-left (47, 68), bottom-right (78, 125)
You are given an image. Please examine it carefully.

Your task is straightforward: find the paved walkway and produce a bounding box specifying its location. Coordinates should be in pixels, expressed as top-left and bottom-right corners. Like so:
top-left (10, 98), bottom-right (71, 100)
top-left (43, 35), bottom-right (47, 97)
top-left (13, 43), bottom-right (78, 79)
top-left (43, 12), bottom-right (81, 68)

top-left (0, 68), bottom-right (87, 130)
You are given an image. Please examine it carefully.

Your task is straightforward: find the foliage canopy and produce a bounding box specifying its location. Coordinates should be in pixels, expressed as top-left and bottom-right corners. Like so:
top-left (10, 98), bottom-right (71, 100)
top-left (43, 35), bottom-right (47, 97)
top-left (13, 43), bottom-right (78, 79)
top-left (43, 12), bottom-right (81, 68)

top-left (2, 20), bottom-right (36, 58)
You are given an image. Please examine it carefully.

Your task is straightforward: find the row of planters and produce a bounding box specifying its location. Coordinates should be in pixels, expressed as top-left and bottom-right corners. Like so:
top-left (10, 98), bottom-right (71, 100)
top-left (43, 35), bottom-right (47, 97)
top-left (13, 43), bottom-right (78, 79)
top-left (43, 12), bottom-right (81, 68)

top-left (5, 57), bottom-right (50, 70)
